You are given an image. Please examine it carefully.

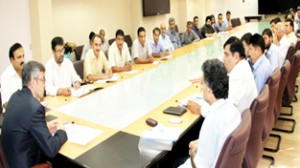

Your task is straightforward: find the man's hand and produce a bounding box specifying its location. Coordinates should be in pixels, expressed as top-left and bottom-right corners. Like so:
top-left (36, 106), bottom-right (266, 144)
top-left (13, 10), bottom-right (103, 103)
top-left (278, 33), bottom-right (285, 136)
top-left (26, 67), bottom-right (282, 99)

top-left (57, 88), bottom-right (71, 96)
top-left (187, 100), bottom-right (201, 114)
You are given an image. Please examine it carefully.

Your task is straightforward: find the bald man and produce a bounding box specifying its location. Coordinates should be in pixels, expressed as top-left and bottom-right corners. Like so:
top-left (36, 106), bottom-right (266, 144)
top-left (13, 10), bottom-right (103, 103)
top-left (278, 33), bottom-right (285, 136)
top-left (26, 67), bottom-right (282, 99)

top-left (99, 29), bottom-right (110, 56)
top-left (275, 22), bottom-right (290, 67)
top-left (159, 23), bottom-right (174, 51)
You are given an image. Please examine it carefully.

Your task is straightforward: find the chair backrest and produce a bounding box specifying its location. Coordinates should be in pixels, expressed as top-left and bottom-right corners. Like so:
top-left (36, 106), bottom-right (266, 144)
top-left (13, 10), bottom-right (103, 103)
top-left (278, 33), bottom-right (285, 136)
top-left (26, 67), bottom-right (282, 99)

top-left (283, 51), bottom-right (300, 105)
top-left (274, 60), bottom-right (291, 121)
top-left (0, 90), bottom-right (2, 114)
top-left (236, 18), bottom-right (242, 26)
top-left (73, 60), bottom-right (84, 80)
top-left (243, 85), bottom-right (269, 168)
top-left (74, 45), bottom-right (84, 61)
top-left (263, 68), bottom-right (281, 140)
top-left (285, 45), bottom-right (295, 61)
top-left (108, 38), bottom-right (115, 45)
top-left (0, 142), bottom-right (9, 168)
top-left (231, 18), bottom-right (241, 28)
top-left (295, 40), bottom-right (300, 51)
top-left (124, 35), bottom-right (133, 48)
top-left (215, 109), bottom-right (251, 168)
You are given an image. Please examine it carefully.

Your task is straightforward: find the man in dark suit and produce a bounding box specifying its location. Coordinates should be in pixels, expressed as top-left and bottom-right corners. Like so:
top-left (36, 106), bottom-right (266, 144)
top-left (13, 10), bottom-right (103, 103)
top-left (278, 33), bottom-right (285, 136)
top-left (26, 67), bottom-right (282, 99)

top-left (1, 61), bottom-right (68, 168)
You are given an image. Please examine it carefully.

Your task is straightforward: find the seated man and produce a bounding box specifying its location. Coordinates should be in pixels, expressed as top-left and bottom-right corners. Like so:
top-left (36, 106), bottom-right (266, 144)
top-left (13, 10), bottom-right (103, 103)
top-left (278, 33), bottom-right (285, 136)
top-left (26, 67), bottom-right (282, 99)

top-left (2, 61), bottom-right (67, 168)
top-left (285, 18), bottom-right (297, 45)
top-left (99, 29), bottom-right (110, 56)
top-left (241, 32), bottom-right (252, 59)
top-left (275, 22), bottom-right (290, 67)
top-left (181, 21), bottom-right (200, 46)
top-left (262, 28), bottom-right (281, 70)
top-left (108, 29), bottom-right (132, 72)
top-left (214, 13), bottom-right (227, 32)
top-left (224, 11), bottom-right (233, 30)
top-left (269, 17), bottom-right (281, 44)
top-left (150, 27), bottom-right (169, 57)
top-left (188, 37), bottom-right (257, 114)
top-left (1, 43), bottom-right (24, 111)
top-left (167, 17), bottom-right (181, 49)
top-left (81, 31), bottom-right (95, 60)
top-left (132, 27), bottom-right (154, 64)
top-left (84, 34), bottom-right (112, 81)
top-left (179, 59), bottom-right (241, 167)
top-left (201, 16), bottom-right (215, 38)
top-left (192, 16), bottom-right (204, 39)
top-left (159, 23), bottom-right (174, 52)
top-left (45, 37), bottom-right (82, 96)
top-left (249, 34), bottom-right (272, 93)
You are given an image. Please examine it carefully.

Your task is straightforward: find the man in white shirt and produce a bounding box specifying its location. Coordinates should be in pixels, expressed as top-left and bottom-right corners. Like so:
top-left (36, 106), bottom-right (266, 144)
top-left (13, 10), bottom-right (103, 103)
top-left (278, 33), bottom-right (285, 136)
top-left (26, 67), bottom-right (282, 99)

top-left (132, 27), bottom-right (154, 64)
top-left (108, 29), bottom-right (132, 73)
top-left (225, 11), bottom-right (233, 30)
top-left (81, 31), bottom-right (95, 60)
top-left (1, 43), bottom-right (24, 111)
top-left (275, 22), bottom-right (290, 67)
top-left (45, 37), bottom-right (82, 96)
top-left (179, 59), bottom-right (241, 168)
top-left (99, 29), bottom-right (110, 57)
top-left (262, 28), bottom-right (281, 69)
top-left (188, 37), bottom-right (257, 114)
top-left (159, 23), bottom-right (174, 52)
top-left (84, 35), bottom-right (112, 81)
top-left (285, 18), bottom-right (298, 45)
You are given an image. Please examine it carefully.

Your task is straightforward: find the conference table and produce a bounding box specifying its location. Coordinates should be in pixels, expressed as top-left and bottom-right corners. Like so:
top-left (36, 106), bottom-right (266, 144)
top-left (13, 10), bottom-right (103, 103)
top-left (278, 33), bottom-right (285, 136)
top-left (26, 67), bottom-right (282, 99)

top-left (44, 22), bottom-right (269, 167)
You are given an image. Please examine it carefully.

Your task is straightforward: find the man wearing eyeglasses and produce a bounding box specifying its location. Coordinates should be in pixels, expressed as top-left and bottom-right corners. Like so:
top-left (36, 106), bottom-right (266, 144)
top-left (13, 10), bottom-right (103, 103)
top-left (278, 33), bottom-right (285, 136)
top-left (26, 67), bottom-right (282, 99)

top-left (45, 36), bottom-right (82, 96)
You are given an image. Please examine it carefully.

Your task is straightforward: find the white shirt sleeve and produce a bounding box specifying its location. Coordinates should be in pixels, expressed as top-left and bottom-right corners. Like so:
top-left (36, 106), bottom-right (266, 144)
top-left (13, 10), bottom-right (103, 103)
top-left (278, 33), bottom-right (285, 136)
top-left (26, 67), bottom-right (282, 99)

top-left (45, 60), bottom-right (59, 96)
top-left (108, 45), bottom-right (116, 66)
top-left (131, 40), bottom-right (139, 59)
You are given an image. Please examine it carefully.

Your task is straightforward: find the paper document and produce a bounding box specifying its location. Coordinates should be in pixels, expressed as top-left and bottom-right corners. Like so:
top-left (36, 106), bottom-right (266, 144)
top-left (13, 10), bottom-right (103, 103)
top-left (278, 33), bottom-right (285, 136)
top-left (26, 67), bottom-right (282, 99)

top-left (64, 123), bottom-right (103, 145)
top-left (152, 61), bottom-right (160, 65)
top-left (125, 70), bottom-right (138, 74)
top-left (71, 87), bottom-right (91, 97)
top-left (204, 37), bottom-right (213, 40)
top-left (161, 55), bottom-right (173, 60)
top-left (96, 74), bottom-right (120, 84)
top-left (141, 125), bottom-right (181, 142)
top-left (180, 94), bottom-right (205, 107)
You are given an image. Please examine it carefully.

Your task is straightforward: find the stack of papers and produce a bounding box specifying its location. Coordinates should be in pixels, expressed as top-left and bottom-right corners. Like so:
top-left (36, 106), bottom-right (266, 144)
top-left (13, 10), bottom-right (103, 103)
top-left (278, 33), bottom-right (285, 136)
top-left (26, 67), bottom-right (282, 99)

top-left (64, 123), bottom-right (103, 145)
top-left (180, 94), bottom-right (205, 107)
top-left (71, 87), bottom-right (91, 97)
top-left (96, 74), bottom-right (120, 84)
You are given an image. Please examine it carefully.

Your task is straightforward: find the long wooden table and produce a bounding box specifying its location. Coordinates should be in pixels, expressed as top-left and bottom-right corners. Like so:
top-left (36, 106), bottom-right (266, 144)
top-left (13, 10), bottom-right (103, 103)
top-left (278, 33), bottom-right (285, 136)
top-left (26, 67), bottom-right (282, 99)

top-left (44, 22), bottom-right (270, 167)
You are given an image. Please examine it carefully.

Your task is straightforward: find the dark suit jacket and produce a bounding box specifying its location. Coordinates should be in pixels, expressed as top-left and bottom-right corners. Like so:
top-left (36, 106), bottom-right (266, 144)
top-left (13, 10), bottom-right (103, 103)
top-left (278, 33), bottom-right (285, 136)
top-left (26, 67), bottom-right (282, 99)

top-left (1, 87), bottom-right (67, 168)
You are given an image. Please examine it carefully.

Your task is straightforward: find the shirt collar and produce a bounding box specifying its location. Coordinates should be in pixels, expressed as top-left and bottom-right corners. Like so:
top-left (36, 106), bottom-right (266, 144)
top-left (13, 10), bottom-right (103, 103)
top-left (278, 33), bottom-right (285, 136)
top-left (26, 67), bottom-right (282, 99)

top-left (209, 99), bottom-right (226, 113)
top-left (253, 54), bottom-right (265, 71)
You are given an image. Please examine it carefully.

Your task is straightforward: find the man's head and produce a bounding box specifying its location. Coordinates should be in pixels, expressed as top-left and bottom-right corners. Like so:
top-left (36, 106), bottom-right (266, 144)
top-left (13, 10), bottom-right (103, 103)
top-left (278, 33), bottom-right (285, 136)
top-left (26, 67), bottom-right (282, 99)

top-left (285, 18), bottom-right (294, 34)
top-left (210, 15), bottom-right (215, 24)
top-left (51, 37), bottom-right (65, 65)
top-left (218, 13), bottom-right (223, 23)
top-left (89, 31), bottom-right (95, 45)
top-left (249, 34), bottom-right (265, 63)
top-left (223, 36), bottom-right (246, 73)
top-left (186, 21), bottom-right (193, 33)
top-left (205, 16), bottom-right (212, 26)
top-left (201, 59), bottom-right (229, 104)
top-left (193, 16), bottom-right (199, 27)
top-left (262, 28), bottom-right (273, 49)
top-left (22, 61), bottom-right (45, 100)
top-left (9, 43), bottom-right (25, 73)
top-left (115, 29), bottom-right (125, 50)
top-left (169, 17), bottom-right (176, 30)
top-left (270, 17), bottom-right (281, 33)
top-left (160, 23), bottom-right (167, 36)
top-left (91, 35), bottom-right (102, 57)
top-left (152, 27), bottom-right (161, 43)
top-left (241, 33), bottom-right (252, 58)
top-left (275, 22), bottom-right (286, 41)
top-left (137, 27), bottom-right (146, 45)
top-left (226, 11), bottom-right (231, 21)
top-left (99, 29), bottom-right (106, 42)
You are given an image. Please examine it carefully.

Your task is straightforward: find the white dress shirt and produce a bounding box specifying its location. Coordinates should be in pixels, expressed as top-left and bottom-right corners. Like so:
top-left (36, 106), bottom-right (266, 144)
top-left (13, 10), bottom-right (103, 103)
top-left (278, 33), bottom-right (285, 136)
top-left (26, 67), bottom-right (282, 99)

top-left (179, 99), bottom-right (241, 168)
top-left (277, 35), bottom-right (290, 67)
top-left (228, 59), bottom-right (258, 112)
top-left (0, 65), bottom-right (22, 112)
top-left (159, 34), bottom-right (174, 51)
top-left (131, 39), bottom-right (152, 60)
top-left (45, 58), bottom-right (81, 96)
top-left (108, 41), bottom-right (131, 67)
top-left (286, 32), bottom-right (297, 46)
top-left (266, 43), bottom-right (281, 70)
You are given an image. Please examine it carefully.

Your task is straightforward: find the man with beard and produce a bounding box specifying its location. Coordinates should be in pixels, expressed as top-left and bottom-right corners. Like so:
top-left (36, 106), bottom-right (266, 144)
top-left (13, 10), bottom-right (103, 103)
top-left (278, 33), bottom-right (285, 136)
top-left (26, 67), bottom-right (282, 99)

top-left (45, 37), bottom-right (82, 96)
top-left (1, 43), bottom-right (25, 111)
top-left (262, 28), bottom-right (281, 70)
top-left (201, 16), bottom-right (215, 38)
top-left (108, 29), bottom-right (132, 72)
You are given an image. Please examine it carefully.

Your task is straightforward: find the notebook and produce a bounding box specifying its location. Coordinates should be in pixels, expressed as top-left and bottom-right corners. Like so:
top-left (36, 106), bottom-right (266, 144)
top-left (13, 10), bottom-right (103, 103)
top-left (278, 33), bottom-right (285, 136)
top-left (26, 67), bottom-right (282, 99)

top-left (163, 106), bottom-right (187, 116)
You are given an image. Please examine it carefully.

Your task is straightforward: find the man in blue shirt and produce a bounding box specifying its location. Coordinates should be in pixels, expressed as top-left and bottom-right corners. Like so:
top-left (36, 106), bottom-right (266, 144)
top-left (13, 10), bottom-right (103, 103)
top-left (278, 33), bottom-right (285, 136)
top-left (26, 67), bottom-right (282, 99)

top-left (150, 27), bottom-right (168, 57)
top-left (249, 34), bottom-right (272, 93)
top-left (262, 28), bottom-right (281, 70)
top-left (167, 17), bottom-right (181, 49)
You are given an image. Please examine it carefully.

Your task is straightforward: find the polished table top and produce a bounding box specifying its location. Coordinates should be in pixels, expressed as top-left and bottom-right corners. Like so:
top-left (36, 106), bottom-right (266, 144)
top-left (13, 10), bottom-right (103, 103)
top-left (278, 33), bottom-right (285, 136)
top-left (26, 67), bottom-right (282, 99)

top-left (45, 22), bottom-right (270, 167)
